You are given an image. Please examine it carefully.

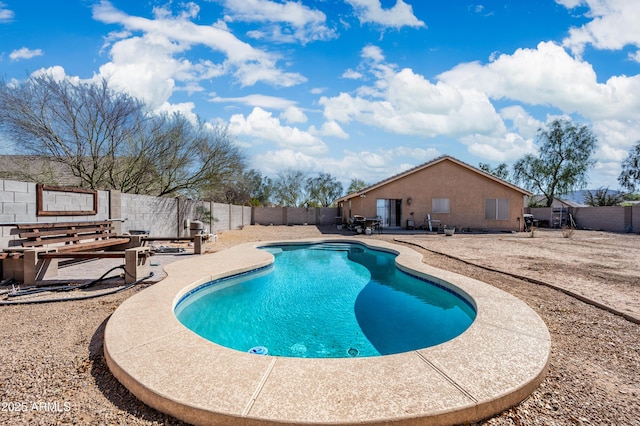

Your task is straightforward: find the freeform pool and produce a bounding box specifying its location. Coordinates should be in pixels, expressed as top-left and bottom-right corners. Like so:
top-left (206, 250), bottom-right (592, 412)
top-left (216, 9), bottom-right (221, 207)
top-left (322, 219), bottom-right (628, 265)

top-left (104, 237), bottom-right (551, 425)
top-left (175, 242), bottom-right (476, 358)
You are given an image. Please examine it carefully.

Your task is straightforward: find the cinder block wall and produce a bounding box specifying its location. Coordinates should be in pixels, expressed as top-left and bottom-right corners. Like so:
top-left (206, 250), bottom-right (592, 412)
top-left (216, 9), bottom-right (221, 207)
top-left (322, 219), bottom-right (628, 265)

top-left (573, 206), bottom-right (627, 232)
top-left (252, 207), bottom-right (340, 225)
top-left (252, 207), bottom-right (286, 225)
top-left (527, 205), bottom-right (638, 233)
top-left (120, 193), bottom-right (179, 236)
top-left (0, 179), bottom-right (110, 247)
top-left (0, 178), bottom-right (255, 248)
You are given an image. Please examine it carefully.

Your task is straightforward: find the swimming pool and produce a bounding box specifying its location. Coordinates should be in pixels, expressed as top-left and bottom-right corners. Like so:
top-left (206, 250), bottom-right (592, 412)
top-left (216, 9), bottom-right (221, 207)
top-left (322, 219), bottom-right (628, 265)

top-left (104, 238), bottom-right (551, 425)
top-left (175, 242), bottom-right (476, 358)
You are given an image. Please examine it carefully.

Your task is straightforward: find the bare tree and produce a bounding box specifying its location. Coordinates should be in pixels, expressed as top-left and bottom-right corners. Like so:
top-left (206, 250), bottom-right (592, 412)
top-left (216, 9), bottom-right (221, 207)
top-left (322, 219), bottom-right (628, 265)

top-left (273, 169), bottom-right (308, 207)
top-left (0, 74), bottom-right (143, 189)
top-left (0, 75), bottom-right (246, 197)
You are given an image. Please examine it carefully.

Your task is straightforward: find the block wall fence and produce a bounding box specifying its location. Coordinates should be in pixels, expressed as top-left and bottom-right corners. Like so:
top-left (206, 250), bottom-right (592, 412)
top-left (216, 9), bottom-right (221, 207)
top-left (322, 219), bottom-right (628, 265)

top-left (0, 179), bottom-right (251, 248)
top-left (527, 205), bottom-right (638, 233)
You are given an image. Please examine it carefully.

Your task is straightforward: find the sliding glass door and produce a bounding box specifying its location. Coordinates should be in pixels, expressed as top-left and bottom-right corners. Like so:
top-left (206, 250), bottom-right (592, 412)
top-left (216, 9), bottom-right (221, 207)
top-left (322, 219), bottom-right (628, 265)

top-left (376, 199), bottom-right (402, 228)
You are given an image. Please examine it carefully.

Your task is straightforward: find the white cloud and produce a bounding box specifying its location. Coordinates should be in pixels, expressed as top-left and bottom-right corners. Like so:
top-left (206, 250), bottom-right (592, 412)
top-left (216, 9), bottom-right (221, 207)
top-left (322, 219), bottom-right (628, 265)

top-left (362, 44), bottom-right (385, 62)
top-left (320, 45), bottom-right (594, 163)
top-left (499, 106), bottom-right (544, 140)
top-left (560, 0), bottom-right (640, 57)
top-left (439, 41), bottom-right (640, 121)
top-left (629, 50), bottom-right (640, 64)
top-left (252, 149), bottom-right (319, 175)
top-left (555, 0), bottom-right (582, 8)
top-left (309, 121), bottom-right (349, 139)
top-left (155, 101), bottom-right (199, 124)
top-left (9, 47), bottom-right (43, 61)
top-left (31, 66), bottom-right (80, 84)
top-left (91, 1), bottom-right (306, 109)
top-left (345, 0), bottom-right (426, 29)
top-left (229, 107), bottom-right (328, 155)
top-left (342, 69), bottom-right (363, 79)
top-left (210, 94), bottom-right (297, 110)
top-left (462, 132), bottom-right (537, 162)
top-left (321, 68), bottom-right (503, 139)
top-left (0, 2), bottom-right (14, 23)
top-left (280, 106), bottom-right (308, 124)
top-left (391, 146), bottom-right (439, 161)
top-left (220, 0), bottom-right (336, 44)
top-left (591, 119), bottom-right (640, 161)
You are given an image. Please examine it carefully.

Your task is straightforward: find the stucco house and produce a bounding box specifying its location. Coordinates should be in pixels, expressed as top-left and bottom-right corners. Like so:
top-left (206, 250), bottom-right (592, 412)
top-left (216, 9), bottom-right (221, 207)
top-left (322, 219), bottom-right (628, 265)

top-left (336, 155), bottom-right (532, 232)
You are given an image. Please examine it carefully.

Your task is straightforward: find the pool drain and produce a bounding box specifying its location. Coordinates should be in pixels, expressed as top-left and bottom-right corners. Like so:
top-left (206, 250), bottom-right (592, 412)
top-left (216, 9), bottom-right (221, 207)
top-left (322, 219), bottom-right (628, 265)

top-left (347, 347), bottom-right (359, 357)
top-left (248, 346), bottom-right (268, 355)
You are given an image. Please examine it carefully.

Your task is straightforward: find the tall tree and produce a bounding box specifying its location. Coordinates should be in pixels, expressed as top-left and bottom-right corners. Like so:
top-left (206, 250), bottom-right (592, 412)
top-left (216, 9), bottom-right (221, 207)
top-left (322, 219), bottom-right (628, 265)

top-left (618, 141), bottom-right (640, 192)
top-left (346, 178), bottom-right (367, 194)
top-left (201, 169), bottom-right (272, 205)
top-left (479, 162), bottom-right (510, 181)
top-left (0, 75), bottom-right (245, 197)
top-left (513, 119), bottom-right (597, 207)
top-left (0, 74), bottom-right (143, 190)
top-left (306, 173), bottom-right (344, 207)
top-left (245, 170), bottom-right (274, 207)
top-left (272, 169), bottom-right (307, 207)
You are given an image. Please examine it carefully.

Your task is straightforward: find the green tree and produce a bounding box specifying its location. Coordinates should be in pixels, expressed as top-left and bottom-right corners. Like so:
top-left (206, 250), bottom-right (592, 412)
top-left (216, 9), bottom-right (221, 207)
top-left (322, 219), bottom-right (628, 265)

top-left (618, 141), bottom-right (640, 192)
top-left (306, 173), bottom-right (344, 207)
top-left (346, 178), bottom-right (367, 194)
top-left (513, 119), bottom-right (597, 207)
top-left (479, 162), bottom-right (510, 181)
top-left (583, 187), bottom-right (623, 206)
top-left (245, 170), bottom-right (273, 206)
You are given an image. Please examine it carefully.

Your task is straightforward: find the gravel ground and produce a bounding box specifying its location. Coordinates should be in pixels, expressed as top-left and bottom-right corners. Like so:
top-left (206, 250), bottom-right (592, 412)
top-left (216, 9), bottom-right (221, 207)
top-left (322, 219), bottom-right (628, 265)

top-left (0, 225), bottom-right (638, 425)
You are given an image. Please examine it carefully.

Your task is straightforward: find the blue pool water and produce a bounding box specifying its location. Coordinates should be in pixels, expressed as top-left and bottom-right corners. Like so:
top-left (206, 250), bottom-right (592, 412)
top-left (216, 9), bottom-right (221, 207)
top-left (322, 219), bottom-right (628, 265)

top-left (175, 242), bottom-right (476, 358)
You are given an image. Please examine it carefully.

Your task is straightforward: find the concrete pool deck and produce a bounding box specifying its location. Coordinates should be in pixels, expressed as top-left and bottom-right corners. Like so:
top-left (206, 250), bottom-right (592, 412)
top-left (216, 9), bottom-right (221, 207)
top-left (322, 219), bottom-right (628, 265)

top-left (104, 238), bottom-right (551, 425)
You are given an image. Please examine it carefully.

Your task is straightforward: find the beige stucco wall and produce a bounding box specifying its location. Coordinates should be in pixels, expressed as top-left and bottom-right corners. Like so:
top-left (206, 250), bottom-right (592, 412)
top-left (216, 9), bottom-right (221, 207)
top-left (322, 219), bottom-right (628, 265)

top-left (341, 159), bottom-right (527, 231)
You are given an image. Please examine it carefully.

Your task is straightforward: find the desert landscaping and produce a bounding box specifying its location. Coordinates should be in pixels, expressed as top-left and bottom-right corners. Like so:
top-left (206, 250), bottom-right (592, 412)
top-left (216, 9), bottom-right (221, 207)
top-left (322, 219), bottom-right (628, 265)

top-left (1, 225), bottom-right (638, 425)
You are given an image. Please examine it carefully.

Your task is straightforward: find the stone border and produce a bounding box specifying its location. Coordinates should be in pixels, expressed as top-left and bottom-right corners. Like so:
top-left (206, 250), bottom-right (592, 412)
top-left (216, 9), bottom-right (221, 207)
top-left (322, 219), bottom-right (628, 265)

top-left (104, 238), bottom-right (551, 425)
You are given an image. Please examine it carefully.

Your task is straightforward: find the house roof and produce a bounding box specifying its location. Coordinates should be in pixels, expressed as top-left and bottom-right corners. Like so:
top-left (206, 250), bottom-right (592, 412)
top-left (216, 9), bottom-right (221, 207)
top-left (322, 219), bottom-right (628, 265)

top-left (336, 155), bottom-right (532, 202)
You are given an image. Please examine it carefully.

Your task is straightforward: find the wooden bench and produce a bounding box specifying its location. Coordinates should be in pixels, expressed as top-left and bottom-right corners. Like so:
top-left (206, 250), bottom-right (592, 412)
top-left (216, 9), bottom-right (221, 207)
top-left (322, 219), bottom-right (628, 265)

top-left (2, 221), bottom-right (152, 285)
top-left (12, 220), bottom-right (131, 252)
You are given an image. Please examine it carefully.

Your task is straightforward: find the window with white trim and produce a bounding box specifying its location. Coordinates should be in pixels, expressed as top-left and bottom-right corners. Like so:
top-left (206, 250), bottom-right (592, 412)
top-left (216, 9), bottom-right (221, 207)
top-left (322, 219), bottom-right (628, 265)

top-left (432, 198), bottom-right (450, 213)
top-left (485, 198), bottom-right (510, 220)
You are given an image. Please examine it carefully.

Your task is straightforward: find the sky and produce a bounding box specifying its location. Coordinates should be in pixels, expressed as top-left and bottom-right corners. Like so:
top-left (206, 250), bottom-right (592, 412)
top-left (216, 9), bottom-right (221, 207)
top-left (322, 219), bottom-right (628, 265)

top-left (1, 0), bottom-right (640, 191)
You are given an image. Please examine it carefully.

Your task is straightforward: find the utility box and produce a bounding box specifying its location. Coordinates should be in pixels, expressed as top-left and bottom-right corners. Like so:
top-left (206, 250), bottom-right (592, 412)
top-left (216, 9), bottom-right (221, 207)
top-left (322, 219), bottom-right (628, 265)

top-left (190, 220), bottom-right (204, 237)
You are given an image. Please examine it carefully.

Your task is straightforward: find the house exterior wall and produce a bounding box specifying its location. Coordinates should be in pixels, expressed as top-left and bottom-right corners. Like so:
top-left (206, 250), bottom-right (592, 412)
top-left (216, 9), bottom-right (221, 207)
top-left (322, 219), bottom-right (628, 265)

top-left (341, 159), bottom-right (527, 231)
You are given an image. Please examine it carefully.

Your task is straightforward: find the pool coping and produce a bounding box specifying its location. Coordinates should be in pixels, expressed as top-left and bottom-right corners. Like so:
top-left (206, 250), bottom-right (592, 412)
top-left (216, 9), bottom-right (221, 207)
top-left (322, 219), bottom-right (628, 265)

top-left (104, 237), bottom-right (551, 425)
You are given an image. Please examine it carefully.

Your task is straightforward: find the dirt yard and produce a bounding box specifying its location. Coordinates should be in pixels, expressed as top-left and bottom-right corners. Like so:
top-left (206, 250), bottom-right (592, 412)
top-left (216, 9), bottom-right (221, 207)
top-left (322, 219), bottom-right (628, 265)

top-left (0, 225), bottom-right (638, 425)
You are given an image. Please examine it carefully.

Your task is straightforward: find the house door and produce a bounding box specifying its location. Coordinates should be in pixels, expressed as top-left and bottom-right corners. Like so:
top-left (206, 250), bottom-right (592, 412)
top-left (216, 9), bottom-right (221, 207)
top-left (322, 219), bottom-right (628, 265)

top-left (376, 199), bottom-right (402, 227)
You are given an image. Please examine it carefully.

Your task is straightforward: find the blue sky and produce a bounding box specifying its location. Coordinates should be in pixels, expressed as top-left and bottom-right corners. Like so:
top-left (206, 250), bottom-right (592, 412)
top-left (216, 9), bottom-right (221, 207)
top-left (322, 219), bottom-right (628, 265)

top-left (1, 0), bottom-right (640, 191)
